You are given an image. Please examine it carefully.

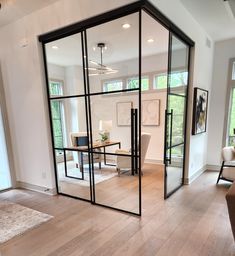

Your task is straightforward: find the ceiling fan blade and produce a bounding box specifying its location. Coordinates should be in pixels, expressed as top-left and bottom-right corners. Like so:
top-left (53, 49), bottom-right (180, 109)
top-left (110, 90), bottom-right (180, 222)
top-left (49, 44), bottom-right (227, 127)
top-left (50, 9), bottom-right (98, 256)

top-left (85, 67), bottom-right (98, 71)
top-left (105, 70), bottom-right (118, 75)
top-left (89, 60), bottom-right (100, 66)
top-left (88, 73), bottom-right (99, 76)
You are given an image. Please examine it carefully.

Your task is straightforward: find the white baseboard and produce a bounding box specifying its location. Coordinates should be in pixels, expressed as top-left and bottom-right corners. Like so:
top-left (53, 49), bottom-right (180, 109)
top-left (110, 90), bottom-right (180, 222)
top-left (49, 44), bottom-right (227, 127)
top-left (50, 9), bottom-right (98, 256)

top-left (17, 181), bottom-right (57, 195)
top-left (206, 164), bottom-right (221, 171)
top-left (184, 165), bottom-right (207, 185)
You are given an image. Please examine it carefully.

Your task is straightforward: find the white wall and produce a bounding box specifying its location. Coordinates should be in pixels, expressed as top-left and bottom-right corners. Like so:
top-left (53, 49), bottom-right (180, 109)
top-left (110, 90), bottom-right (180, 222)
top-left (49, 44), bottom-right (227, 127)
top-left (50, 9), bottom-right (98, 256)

top-left (48, 52), bottom-right (168, 162)
top-left (0, 0), bottom-right (214, 189)
top-left (150, 0), bottom-right (214, 181)
top-left (89, 53), bottom-right (168, 162)
top-left (207, 38), bottom-right (235, 167)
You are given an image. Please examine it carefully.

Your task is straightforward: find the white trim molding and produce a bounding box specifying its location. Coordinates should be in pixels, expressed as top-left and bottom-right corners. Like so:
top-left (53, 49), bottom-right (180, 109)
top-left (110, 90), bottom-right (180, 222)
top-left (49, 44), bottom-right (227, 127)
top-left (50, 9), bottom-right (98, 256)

top-left (206, 164), bottom-right (221, 171)
top-left (17, 181), bottom-right (57, 195)
top-left (184, 165), bottom-right (207, 184)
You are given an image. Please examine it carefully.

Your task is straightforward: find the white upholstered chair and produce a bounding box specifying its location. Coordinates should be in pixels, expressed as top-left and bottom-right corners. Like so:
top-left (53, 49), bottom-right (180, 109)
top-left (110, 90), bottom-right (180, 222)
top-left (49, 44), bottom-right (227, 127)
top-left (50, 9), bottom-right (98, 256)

top-left (217, 146), bottom-right (235, 184)
top-left (70, 132), bottom-right (102, 172)
top-left (115, 133), bottom-right (151, 176)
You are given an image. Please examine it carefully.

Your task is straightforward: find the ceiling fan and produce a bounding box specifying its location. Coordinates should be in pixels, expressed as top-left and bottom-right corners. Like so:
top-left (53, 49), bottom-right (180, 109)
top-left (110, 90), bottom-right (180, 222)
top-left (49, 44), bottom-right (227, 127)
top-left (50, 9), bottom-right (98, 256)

top-left (88, 43), bottom-right (118, 76)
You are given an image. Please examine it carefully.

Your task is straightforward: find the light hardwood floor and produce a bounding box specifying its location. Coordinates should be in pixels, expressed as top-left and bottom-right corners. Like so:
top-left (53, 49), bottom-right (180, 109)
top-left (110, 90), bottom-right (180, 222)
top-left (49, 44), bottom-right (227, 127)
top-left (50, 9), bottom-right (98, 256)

top-left (0, 164), bottom-right (234, 256)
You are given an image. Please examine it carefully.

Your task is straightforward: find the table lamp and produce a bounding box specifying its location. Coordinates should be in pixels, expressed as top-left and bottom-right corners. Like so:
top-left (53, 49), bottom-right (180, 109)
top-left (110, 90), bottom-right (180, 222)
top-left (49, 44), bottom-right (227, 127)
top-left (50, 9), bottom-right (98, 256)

top-left (99, 120), bottom-right (112, 142)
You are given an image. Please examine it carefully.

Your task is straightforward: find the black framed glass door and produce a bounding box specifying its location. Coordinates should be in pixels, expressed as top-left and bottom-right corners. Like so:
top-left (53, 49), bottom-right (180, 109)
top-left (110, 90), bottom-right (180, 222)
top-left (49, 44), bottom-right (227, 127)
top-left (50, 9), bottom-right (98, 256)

top-left (164, 32), bottom-right (190, 198)
top-left (43, 12), bottom-right (141, 216)
top-left (84, 11), bottom-right (141, 215)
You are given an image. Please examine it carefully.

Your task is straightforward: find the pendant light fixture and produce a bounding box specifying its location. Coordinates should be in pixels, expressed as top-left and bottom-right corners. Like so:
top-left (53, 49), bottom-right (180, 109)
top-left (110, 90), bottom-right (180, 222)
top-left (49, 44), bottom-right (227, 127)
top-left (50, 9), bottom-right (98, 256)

top-left (88, 43), bottom-right (118, 76)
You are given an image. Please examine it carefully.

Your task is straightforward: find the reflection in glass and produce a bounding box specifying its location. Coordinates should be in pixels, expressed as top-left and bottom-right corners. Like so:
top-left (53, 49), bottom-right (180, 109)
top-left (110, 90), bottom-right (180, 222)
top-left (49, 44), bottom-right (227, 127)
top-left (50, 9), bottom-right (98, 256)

top-left (86, 13), bottom-right (139, 95)
top-left (89, 91), bottom-right (139, 213)
top-left (55, 149), bottom-right (91, 200)
top-left (168, 95), bottom-right (185, 146)
top-left (45, 33), bottom-right (85, 97)
top-left (165, 34), bottom-right (189, 197)
top-left (166, 144), bottom-right (184, 194)
top-left (169, 36), bottom-right (189, 95)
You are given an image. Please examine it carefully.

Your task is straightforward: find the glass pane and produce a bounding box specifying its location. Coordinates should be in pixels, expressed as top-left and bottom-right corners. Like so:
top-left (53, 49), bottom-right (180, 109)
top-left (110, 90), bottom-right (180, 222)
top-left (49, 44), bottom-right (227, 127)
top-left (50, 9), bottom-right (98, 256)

top-left (166, 144), bottom-right (184, 195)
top-left (127, 76), bottom-right (149, 91)
top-left (86, 13), bottom-right (140, 214)
top-left (169, 36), bottom-right (189, 95)
top-left (165, 34), bottom-right (189, 198)
top-left (52, 97), bottom-right (91, 201)
top-left (228, 88), bottom-right (235, 146)
top-left (55, 149), bottom-right (91, 200)
top-left (103, 80), bottom-right (123, 92)
top-left (89, 90), bottom-right (139, 214)
top-left (168, 95), bottom-right (186, 146)
top-left (45, 33), bottom-right (85, 97)
top-left (153, 73), bottom-right (167, 89)
top-left (49, 81), bottom-right (63, 96)
top-left (86, 13), bottom-right (139, 95)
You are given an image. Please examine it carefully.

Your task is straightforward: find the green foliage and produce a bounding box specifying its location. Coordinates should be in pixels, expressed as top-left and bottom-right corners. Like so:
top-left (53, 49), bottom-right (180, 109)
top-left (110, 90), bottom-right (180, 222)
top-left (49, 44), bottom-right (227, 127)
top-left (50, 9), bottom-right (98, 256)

top-left (49, 81), bottom-right (63, 96)
top-left (99, 133), bottom-right (108, 142)
top-left (167, 95), bottom-right (185, 156)
top-left (51, 101), bottom-right (63, 148)
top-left (104, 81), bottom-right (122, 92)
top-left (49, 81), bottom-right (64, 149)
top-left (154, 71), bottom-right (188, 89)
top-left (127, 77), bottom-right (149, 91)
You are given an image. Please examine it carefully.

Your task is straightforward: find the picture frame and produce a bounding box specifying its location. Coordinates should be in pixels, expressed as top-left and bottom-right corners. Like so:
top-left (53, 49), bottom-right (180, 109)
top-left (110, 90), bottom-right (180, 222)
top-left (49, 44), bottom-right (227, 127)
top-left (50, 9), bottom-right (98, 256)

top-left (192, 87), bottom-right (209, 135)
top-left (116, 101), bottom-right (133, 126)
top-left (142, 99), bottom-right (160, 126)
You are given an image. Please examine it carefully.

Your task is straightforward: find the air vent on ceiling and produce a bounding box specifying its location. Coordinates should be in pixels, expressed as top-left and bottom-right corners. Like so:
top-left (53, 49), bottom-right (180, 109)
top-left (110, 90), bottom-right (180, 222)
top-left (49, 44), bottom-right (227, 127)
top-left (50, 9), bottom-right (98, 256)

top-left (224, 0), bottom-right (235, 19)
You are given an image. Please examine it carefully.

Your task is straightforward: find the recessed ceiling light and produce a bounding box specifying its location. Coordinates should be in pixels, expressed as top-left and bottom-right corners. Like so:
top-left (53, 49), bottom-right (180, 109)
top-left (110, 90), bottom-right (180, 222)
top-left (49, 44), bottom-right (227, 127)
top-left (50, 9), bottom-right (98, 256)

top-left (52, 45), bottom-right (59, 50)
top-left (122, 23), bottom-right (131, 29)
top-left (147, 38), bottom-right (154, 43)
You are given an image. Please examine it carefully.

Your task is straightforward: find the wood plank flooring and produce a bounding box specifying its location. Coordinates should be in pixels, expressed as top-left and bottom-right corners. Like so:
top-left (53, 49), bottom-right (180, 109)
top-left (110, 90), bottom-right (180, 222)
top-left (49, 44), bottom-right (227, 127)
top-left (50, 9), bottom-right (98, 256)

top-left (0, 164), bottom-right (234, 256)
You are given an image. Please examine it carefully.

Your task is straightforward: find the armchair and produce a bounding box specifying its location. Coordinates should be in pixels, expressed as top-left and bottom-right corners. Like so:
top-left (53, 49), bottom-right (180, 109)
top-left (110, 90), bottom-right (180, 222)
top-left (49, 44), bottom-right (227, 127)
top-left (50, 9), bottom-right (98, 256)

top-left (217, 146), bottom-right (235, 184)
top-left (70, 132), bottom-right (102, 173)
top-left (115, 133), bottom-right (151, 176)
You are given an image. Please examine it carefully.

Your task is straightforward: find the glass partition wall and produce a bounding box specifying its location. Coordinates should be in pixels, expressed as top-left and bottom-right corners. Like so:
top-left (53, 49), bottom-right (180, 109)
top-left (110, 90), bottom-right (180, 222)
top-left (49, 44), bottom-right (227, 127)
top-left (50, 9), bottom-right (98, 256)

top-left (43, 13), bottom-right (141, 215)
top-left (40, 1), bottom-right (194, 216)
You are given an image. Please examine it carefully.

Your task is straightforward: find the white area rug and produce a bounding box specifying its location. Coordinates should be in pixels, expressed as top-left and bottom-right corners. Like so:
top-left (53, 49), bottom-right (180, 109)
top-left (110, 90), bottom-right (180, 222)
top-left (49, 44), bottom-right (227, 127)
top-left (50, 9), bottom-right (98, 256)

top-left (0, 201), bottom-right (53, 244)
top-left (57, 161), bottom-right (118, 186)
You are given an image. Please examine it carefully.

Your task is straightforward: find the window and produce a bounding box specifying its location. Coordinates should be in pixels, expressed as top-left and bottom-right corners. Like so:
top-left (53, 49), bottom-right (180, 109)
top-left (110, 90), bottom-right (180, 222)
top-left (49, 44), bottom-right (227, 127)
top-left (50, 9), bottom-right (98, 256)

top-left (49, 81), bottom-right (64, 149)
top-left (228, 88), bottom-right (235, 146)
top-left (153, 73), bottom-right (167, 89)
top-left (49, 81), bottom-right (63, 96)
top-left (226, 60), bottom-right (235, 146)
top-left (103, 80), bottom-right (123, 92)
top-left (153, 71), bottom-right (188, 89)
top-left (126, 76), bottom-right (149, 91)
top-left (232, 62), bottom-right (235, 80)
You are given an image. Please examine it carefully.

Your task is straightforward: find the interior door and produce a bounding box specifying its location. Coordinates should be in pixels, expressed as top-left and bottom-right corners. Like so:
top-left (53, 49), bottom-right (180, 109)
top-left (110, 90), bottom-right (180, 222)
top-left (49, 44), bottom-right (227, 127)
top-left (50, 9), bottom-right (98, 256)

top-left (164, 32), bottom-right (190, 198)
top-left (84, 12), bottom-right (141, 215)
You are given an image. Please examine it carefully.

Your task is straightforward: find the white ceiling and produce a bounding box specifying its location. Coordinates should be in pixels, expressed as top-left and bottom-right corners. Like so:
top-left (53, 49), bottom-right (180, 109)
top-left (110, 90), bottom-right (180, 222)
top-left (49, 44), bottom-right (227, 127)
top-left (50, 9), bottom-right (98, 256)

top-left (0, 0), bottom-right (59, 27)
top-left (180, 0), bottom-right (235, 41)
top-left (46, 12), bottom-right (169, 67)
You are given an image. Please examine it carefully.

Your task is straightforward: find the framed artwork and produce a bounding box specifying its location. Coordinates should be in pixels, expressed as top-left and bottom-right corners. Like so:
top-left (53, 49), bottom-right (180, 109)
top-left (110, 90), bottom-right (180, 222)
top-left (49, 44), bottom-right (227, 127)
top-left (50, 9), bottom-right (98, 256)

top-left (116, 101), bottom-right (133, 126)
top-left (192, 87), bottom-right (209, 135)
top-left (142, 99), bottom-right (160, 126)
